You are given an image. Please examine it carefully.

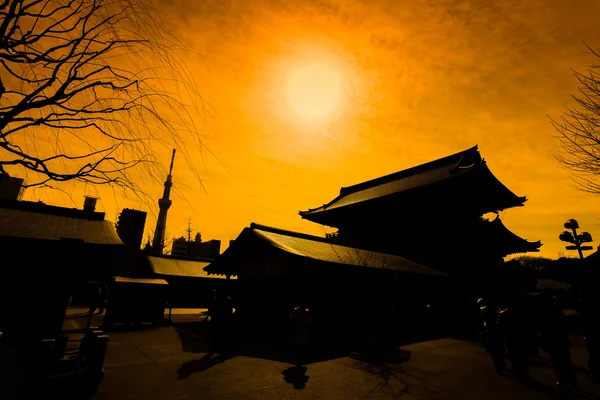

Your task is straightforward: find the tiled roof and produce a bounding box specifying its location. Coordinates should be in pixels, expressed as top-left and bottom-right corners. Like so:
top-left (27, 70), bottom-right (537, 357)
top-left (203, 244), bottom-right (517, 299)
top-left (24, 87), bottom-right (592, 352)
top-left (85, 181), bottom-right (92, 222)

top-left (300, 145), bottom-right (526, 217)
top-left (536, 278), bottom-right (572, 292)
top-left (488, 217), bottom-right (542, 254)
top-left (115, 276), bottom-right (168, 285)
top-left (205, 223), bottom-right (448, 277)
top-left (148, 256), bottom-right (230, 279)
top-left (0, 207), bottom-right (122, 245)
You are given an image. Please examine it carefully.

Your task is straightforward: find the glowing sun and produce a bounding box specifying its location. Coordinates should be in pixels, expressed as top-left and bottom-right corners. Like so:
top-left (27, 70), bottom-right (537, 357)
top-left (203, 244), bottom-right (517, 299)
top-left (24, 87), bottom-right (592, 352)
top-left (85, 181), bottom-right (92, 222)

top-left (286, 63), bottom-right (343, 121)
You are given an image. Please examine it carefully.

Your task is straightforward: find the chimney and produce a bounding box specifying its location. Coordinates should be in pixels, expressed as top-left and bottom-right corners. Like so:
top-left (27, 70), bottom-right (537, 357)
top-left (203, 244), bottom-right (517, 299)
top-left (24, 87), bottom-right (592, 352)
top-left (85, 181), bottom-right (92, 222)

top-left (83, 196), bottom-right (98, 212)
top-left (0, 174), bottom-right (25, 201)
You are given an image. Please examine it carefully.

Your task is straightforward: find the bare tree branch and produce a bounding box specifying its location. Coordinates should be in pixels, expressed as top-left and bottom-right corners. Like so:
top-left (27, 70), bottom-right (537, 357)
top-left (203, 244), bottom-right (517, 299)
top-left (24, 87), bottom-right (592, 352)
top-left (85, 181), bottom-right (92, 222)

top-left (553, 42), bottom-right (600, 194)
top-left (0, 0), bottom-right (213, 200)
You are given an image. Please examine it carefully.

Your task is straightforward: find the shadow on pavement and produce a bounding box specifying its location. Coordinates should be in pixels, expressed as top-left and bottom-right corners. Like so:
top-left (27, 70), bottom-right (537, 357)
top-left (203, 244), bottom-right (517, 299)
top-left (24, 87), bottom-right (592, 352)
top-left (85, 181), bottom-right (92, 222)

top-left (172, 320), bottom-right (354, 365)
top-left (171, 319), bottom-right (453, 367)
top-left (174, 322), bottom-right (211, 354)
top-left (177, 354), bottom-right (223, 379)
top-left (282, 365), bottom-right (310, 390)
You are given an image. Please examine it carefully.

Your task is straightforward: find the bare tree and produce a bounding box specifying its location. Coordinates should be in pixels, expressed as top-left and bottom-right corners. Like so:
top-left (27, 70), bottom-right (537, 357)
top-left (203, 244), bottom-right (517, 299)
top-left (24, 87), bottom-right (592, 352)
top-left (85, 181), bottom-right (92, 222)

top-left (552, 43), bottom-right (600, 194)
top-left (144, 229), bottom-right (172, 255)
top-left (0, 0), bottom-right (210, 193)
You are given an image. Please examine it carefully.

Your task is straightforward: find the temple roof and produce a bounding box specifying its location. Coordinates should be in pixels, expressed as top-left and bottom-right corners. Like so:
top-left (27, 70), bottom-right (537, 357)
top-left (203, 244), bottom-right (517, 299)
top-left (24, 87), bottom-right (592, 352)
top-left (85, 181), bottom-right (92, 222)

top-left (147, 255), bottom-right (233, 280)
top-left (148, 256), bottom-right (214, 278)
top-left (300, 145), bottom-right (527, 225)
top-left (487, 217), bottom-right (542, 255)
top-left (585, 246), bottom-right (600, 262)
top-left (204, 223), bottom-right (448, 277)
top-left (329, 216), bottom-right (541, 264)
top-left (0, 205), bottom-right (122, 245)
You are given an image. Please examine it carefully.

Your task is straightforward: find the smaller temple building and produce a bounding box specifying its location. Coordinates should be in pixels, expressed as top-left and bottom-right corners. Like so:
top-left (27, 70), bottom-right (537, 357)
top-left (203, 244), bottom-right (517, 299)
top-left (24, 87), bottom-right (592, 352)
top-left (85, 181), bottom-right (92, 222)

top-left (146, 255), bottom-right (233, 308)
top-left (205, 223), bottom-right (450, 331)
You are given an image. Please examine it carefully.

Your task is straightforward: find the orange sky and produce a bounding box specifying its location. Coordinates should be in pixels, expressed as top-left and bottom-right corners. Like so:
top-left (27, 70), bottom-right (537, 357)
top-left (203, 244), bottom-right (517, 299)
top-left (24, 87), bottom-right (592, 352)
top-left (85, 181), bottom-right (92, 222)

top-left (27, 0), bottom-right (600, 259)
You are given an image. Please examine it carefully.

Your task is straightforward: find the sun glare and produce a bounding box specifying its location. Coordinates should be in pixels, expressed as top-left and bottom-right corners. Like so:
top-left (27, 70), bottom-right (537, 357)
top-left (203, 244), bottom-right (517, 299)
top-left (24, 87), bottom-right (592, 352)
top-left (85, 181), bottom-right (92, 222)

top-left (286, 63), bottom-right (343, 122)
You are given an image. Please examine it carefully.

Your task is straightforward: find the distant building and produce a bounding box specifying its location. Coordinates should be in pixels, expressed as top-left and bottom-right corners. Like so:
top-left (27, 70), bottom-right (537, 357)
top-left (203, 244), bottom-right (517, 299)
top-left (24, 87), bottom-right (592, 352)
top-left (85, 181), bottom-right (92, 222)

top-left (116, 208), bottom-right (147, 250)
top-left (0, 174), bottom-right (25, 201)
top-left (171, 233), bottom-right (221, 259)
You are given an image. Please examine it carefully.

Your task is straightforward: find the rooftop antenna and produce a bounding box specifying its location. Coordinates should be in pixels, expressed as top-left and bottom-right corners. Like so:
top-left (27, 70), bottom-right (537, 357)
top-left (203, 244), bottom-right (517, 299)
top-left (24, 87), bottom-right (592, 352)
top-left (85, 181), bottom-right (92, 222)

top-left (169, 149), bottom-right (176, 175)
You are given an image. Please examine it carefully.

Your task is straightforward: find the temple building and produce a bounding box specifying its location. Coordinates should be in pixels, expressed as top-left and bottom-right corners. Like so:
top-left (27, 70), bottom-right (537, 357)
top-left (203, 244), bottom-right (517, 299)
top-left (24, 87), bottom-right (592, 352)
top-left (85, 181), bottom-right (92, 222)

top-left (299, 145), bottom-right (541, 275)
top-left (205, 145), bottom-right (541, 328)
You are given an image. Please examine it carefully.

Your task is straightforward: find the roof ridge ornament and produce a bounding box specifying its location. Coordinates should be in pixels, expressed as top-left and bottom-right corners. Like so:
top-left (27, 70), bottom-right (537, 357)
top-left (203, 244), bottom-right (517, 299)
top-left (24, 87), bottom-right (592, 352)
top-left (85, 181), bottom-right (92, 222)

top-left (449, 154), bottom-right (477, 175)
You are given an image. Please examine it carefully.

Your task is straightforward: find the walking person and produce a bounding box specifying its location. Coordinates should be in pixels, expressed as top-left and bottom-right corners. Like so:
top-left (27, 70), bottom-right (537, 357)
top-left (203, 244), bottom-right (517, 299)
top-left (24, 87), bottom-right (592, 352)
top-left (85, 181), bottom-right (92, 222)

top-left (580, 263), bottom-right (600, 382)
top-left (584, 303), bottom-right (600, 382)
top-left (208, 290), bottom-right (233, 358)
top-left (538, 295), bottom-right (577, 389)
top-left (478, 298), bottom-right (506, 373)
top-left (289, 303), bottom-right (311, 368)
top-left (501, 298), bottom-right (533, 384)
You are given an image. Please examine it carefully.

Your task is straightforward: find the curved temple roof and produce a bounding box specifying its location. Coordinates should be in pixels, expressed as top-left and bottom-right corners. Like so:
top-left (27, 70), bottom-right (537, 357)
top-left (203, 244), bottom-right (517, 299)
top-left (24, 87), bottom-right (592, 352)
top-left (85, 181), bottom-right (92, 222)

top-left (205, 223), bottom-right (449, 277)
top-left (488, 216), bottom-right (542, 255)
top-left (299, 145), bottom-right (526, 221)
top-left (148, 256), bottom-right (211, 278)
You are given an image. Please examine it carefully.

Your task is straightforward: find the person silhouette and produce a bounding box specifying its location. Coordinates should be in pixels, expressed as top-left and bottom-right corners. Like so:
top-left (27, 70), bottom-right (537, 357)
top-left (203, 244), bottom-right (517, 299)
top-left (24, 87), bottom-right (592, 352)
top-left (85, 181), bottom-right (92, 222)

top-left (580, 263), bottom-right (600, 381)
top-left (538, 295), bottom-right (577, 389)
top-left (585, 304), bottom-right (600, 381)
top-left (289, 304), bottom-right (311, 368)
top-left (208, 291), bottom-right (233, 358)
top-left (478, 298), bottom-right (506, 373)
top-left (501, 297), bottom-right (533, 384)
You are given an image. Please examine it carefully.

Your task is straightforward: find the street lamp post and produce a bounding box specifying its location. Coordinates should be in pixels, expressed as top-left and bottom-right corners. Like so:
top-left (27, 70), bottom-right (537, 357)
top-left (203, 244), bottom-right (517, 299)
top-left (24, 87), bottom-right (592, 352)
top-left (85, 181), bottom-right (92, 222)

top-left (559, 219), bottom-right (594, 260)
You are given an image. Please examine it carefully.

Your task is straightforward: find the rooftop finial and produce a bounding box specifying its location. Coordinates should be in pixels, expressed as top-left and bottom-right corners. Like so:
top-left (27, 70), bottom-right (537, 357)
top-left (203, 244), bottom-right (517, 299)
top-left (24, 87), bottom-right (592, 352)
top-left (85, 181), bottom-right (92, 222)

top-left (169, 149), bottom-right (176, 175)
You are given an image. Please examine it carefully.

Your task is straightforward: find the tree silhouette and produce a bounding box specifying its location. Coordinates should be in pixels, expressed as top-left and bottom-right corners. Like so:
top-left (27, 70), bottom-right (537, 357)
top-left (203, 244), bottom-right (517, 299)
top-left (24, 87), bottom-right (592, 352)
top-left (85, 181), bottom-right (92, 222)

top-left (552, 43), bottom-right (600, 194)
top-left (145, 229), bottom-right (172, 255)
top-left (0, 0), bottom-right (210, 193)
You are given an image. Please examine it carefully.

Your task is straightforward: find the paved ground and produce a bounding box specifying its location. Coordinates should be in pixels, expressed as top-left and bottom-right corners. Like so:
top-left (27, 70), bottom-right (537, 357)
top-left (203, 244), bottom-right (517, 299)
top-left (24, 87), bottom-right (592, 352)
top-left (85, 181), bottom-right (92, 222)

top-left (68, 313), bottom-right (600, 400)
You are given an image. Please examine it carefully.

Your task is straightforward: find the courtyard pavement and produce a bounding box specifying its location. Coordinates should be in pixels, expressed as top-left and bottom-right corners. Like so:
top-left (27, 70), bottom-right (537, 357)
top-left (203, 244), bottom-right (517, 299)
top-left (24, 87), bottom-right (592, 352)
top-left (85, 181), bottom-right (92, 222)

top-left (66, 310), bottom-right (600, 400)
